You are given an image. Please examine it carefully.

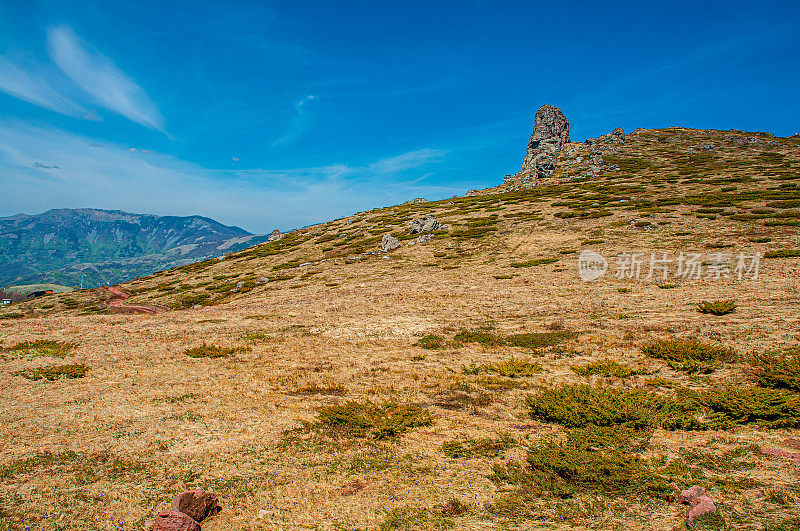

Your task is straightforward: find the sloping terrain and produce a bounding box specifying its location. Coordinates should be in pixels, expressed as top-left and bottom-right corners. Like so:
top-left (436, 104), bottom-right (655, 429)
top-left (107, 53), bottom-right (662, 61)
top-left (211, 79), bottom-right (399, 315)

top-left (1, 127), bottom-right (800, 530)
top-left (0, 208), bottom-right (269, 288)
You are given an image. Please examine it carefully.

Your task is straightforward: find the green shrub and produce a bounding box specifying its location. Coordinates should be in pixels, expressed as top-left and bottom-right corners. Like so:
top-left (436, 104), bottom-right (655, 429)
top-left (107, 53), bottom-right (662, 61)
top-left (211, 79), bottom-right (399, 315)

top-left (489, 426), bottom-right (671, 502)
top-left (15, 363), bottom-right (89, 380)
top-left (764, 249), bottom-right (800, 258)
top-left (453, 330), bottom-right (505, 346)
top-left (571, 360), bottom-right (640, 378)
top-left (441, 434), bottom-right (515, 459)
top-left (510, 258), bottom-right (559, 267)
top-left (641, 339), bottom-right (736, 373)
top-left (0, 312), bottom-right (24, 319)
top-left (463, 357), bottom-right (541, 377)
top-left (0, 339), bottom-right (77, 359)
top-left (414, 334), bottom-right (446, 350)
top-left (526, 385), bottom-right (684, 429)
top-left (315, 401), bottom-right (432, 439)
top-left (184, 343), bottom-right (242, 358)
top-left (751, 347), bottom-right (800, 391)
top-left (506, 331), bottom-right (575, 349)
top-left (698, 300), bottom-right (736, 315)
top-left (699, 386), bottom-right (800, 429)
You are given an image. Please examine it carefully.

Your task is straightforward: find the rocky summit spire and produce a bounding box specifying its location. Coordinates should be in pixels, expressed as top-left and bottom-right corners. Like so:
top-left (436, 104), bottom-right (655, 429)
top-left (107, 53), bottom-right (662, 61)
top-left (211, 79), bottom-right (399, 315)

top-left (519, 104), bottom-right (570, 180)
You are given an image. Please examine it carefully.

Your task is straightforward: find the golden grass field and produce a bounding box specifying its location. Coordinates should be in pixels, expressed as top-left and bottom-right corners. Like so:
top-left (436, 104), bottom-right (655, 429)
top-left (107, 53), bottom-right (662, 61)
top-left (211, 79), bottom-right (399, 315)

top-left (2, 127), bottom-right (800, 530)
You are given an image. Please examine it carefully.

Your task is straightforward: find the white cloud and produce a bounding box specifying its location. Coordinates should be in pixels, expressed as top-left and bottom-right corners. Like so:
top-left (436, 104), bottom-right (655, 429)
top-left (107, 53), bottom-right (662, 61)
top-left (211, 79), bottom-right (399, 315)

top-left (0, 123), bottom-right (466, 233)
top-left (367, 148), bottom-right (447, 174)
top-left (47, 25), bottom-right (166, 131)
top-left (0, 57), bottom-right (89, 118)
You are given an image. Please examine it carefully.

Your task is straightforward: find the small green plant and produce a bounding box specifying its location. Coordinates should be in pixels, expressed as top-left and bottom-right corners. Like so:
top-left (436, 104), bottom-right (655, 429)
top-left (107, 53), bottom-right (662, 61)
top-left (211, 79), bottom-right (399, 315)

top-left (641, 339), bottom-right (736, 373)
top-left (571, 359), bottom-right (641, 378)
top-left (184, 343), bottom-right (242, 358)
top-left (441, 434), bottom-right (515, 459)
top-left (764, 249), bottom-right (800, 258)
top-left (749, 236), bottom-right (772, 243)
top-left (698, 300), bottom-right (736, 315)
top-left (414, 334), bottom-right (446, 350)
top-left (751, 347), bottom-right (800, 391)
top-left (15, 363), bottom-right (89, 380)
top-left (462, 357), bottom-right (541, 377)
top-left (0, 339), bottom-right (77, 359)
top-left (453, 329), bottom-right (505, 346)
top-left (0, 312), bottom-right (24, 319)
top-left (314, 401), bottom-right (432, 439)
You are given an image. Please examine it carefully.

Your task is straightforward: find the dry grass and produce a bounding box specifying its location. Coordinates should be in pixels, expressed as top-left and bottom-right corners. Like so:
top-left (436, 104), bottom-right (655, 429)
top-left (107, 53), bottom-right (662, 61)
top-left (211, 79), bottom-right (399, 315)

top-left (1, 127), bottom-right (799, 529)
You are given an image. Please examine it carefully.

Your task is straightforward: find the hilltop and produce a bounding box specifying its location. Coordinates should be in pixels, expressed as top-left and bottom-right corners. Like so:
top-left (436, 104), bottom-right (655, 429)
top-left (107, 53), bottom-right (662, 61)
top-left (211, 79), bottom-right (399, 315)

top-left (0, 208), bottom-right (271, 289)
top-left (1, 115), bottom-right (799, 530)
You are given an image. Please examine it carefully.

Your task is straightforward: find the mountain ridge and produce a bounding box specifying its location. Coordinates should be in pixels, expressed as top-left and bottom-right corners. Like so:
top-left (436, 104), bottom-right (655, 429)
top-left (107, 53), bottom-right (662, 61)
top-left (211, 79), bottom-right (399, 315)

top-left (0, 207), bottom-right (269, 288)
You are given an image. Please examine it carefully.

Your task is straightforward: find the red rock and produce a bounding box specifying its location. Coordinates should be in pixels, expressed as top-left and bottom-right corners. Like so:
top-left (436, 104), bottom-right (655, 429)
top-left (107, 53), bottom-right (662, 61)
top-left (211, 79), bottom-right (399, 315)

top-left (678, 486), bottom-right (717, 526)
top-left (152, 510), bottom-right (200, 531)
top-left (172, 490), bottom-right (222, 523)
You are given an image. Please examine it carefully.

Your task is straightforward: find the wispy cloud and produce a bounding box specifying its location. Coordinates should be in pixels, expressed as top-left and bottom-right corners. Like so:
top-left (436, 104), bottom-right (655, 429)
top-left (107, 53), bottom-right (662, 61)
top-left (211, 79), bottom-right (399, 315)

top-left (0, 57), bottom-right (89, 118)
top-left (271, 94), bottom-right (317, 147)
top-left (0, 123), bottom-right (466, 233)
top-left (368, 148), bottom-right (447, 174)
top-left (47, 25), bottom-right (166, 131)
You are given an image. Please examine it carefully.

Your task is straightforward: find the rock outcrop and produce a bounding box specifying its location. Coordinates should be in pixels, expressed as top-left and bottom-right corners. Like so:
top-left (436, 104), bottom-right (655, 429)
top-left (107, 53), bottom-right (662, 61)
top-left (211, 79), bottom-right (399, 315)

top-left (409, 214), bottom-right (447, 234)
top-left (381, 233), bottom-right (400, 252)
top-left (268, 229), bottom-right (283, 242)
top-left (520, 105), bottom-right (570, 179)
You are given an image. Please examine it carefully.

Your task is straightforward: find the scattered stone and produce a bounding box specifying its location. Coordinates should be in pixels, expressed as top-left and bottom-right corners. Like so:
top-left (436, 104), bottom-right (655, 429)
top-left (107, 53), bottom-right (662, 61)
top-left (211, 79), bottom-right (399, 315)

top-left (257, 509), bottom-right (274, 519)
top-left (255, 276), bottom-right (269, 284)
top-left (345, 255), bottom-right (361, 264)
top-left (611, 127), bottom-right (625, 143)
top-left (381, 234), bottom-right (400, 252)
top-left (404, 197), bottom-right (428, 205)
top-left (410, 214), bottom-right (446, 234)
top-left (678, 486), bottom-right (717, 527)
top-left (236, 281), bottom-right (245, 289)
top-left (416, 234), bottom-right (433, 244)
top-left (151, 510), bottom-right (201, 531)
top-left (268, 229), bottom-right (282, 242)
top-left (172, 489), bottom-right (222, 523)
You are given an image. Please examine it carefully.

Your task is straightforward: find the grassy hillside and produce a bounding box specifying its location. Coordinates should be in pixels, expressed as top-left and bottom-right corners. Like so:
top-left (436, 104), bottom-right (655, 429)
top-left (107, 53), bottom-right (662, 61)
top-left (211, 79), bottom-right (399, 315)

top-left (1, 127), bottom-right (799, 530)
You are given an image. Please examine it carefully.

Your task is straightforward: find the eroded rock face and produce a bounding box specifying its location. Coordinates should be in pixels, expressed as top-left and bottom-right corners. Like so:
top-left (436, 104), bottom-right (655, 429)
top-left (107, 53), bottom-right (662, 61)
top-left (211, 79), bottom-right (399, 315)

top-left (520, 104), bottom-right (570, 179)
top-left (152, 510), bottom-right (201, 531)
top-left (678, 486), bottom-right (717, 526)
top-left (172, 490), bottom-right (222, 523)
top-left (268, 229), bottom-right (282, 242)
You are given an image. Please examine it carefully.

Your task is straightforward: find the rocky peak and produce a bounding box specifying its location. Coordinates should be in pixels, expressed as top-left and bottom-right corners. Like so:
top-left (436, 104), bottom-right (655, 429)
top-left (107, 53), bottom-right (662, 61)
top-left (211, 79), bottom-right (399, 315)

top-left (506, 105), bottom-right (570, 187)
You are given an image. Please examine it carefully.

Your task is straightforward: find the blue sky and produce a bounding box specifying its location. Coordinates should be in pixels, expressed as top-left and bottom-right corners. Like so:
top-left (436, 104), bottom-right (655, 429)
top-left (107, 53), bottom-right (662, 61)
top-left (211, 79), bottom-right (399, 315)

top-left (0, 0), bottom-right (798, 233)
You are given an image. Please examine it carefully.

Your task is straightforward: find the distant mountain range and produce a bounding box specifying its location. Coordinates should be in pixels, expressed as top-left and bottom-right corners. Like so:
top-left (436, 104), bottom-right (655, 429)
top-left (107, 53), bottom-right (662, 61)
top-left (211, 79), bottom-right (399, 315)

top-left (0, 208), bottom-right (270, 288)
